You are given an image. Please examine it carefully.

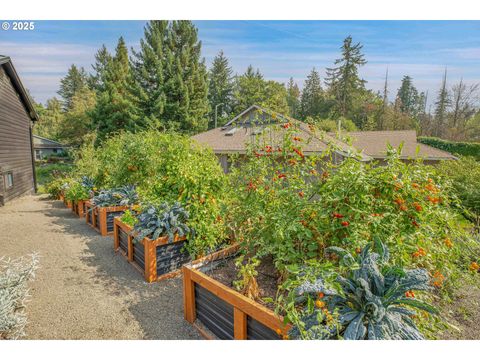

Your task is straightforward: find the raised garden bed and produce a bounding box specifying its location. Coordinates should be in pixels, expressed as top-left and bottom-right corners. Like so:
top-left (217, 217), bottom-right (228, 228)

top-left (72, 199), bottom-right (88, 218)
top-left (113, 218), bottom-right (191, 282)
top-left (182, 245), bottom-right (289, 340)
top-left (86, 204), bottom-right (131, 236)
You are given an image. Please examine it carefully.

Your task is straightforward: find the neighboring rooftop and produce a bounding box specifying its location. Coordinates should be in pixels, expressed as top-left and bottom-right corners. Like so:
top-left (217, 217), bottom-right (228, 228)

top-left (340, 130), bottom-right (457, 161)
top-left (33, 135), bottom-right (68, 149)
top-left (193, 105), bottom-right (457, 162)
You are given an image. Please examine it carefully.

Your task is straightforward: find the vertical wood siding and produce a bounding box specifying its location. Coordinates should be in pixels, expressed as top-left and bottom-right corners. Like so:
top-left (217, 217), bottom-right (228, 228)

top-left (0, 67), bottom-right (35, 204)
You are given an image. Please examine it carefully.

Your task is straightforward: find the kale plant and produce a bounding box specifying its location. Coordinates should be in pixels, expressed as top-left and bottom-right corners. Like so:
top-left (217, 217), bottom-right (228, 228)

top-left (132, 203), bottom-right (190, 243)
top-left (290, 238), bottom-right (438, 340)
top-left (0, 254), bottom-right (39, 340)
top-left (91, 185), bottom-right (138, 207)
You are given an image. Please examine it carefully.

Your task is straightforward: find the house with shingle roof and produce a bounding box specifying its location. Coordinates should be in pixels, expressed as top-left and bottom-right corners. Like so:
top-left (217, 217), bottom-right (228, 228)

top-left (192, 105), bottom-right (456, 172)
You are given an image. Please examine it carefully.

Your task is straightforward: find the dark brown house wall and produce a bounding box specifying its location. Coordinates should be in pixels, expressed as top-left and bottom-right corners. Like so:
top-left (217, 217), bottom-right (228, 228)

top-left (0, 66), bottom-right (35, 204)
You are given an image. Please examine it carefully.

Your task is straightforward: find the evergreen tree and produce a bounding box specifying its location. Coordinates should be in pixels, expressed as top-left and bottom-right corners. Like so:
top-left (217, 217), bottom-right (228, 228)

top-left (91, 37), bottom-right (138, 143)
top-left (300, 68), bottom-right (324, 119)
top-left (58, 64), bottom-right (89, 110)
top-left (162, 20), bottom-right (209, 133)
top-left (208, 50), bottom-right (234, 128)
top-left (89, 45), bottom-right (113, 92)
top-left (396, 75), bottom-right (421, 117)
top-left (60, 87), bottom-right (96, 146)
top-left (325, 36), bottom-right (367, 121)
top-left (433, 68), bottom-right (450, 137)
top-left (233, 66), bottom-right (288, 115)
top-left (286, 77), bottom-right (300, 118)
top-left (130, 20), bottom-right (169, 127)
top-left (131, 20), bottom-right (209, 133)
top-left (33, 98), bottom-right (64, 141)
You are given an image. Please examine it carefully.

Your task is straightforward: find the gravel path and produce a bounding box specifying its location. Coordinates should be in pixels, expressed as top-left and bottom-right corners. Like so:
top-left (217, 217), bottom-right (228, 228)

top-left (0, 195), bottom-right (201, 340)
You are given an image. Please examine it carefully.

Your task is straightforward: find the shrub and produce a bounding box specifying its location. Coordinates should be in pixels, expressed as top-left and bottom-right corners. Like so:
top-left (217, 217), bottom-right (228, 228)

top-left (64, 176), bottom-right (95, 201)
top-left (0, 254), bottom-right (39, 340)
top-left (418, 137), bottom-right (480, 160)
top-left (437, 156), bottom-right (480, 225)
top-left (71, 130), bottom-right (228, 257)
top-left (230, 124), bottom-right (475, 276)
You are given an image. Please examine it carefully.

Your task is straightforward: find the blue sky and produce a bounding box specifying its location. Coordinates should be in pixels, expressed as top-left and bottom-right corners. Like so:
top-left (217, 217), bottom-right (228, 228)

top-left (1, 20), bottom-right (479, 108)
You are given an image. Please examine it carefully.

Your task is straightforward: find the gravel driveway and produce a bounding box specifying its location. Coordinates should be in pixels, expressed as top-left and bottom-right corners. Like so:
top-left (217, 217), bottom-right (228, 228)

top-left (0, 195), bottom-right (201, 340)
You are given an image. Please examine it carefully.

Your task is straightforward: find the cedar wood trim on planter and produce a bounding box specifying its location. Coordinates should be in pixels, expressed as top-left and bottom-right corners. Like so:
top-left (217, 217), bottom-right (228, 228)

top-left (85, 202), bottom-right (131, 236)
top-left (182, 245), bottom-right (290, 340)
top-left (113, 218), bottom-right (189, 283)
top-left (72, 199), bottom-right (88, 218)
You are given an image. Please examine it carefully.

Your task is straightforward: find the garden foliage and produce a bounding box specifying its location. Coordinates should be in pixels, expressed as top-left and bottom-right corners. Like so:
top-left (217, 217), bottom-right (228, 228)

top-left (289, 239), bottom-right (438, 340)
top-left (418, 137), bottom-right (480, 160)
top-left (227, 121), bottom-right (480, 339)
top-left (0, 254), bottom-right (39, 340)
top-left (72, 130), bottom-right (228, 257)
top-left (131, 203), bottom-right (190, 243)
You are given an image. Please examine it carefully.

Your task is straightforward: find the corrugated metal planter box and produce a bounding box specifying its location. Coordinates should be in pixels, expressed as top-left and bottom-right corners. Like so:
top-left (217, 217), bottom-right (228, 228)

top-left (85, 203), bottom-right (131, 236)
top-left (113, 218), bottom-right (190, 283)
top-left (182, 245), bottom-right (289, 340)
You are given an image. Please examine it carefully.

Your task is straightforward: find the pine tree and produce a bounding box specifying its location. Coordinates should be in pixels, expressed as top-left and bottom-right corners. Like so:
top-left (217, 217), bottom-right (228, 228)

top-left (131, 21), bottom-right (209, 133)
top-left (325, 36), bottom-right (367, 121)
top-left (208, 50), bottom-right (234, 128)
top-left (162, 20), bottom-right (209, 133)
top-left (396, 75), bottom-right (420, 116)
top-left (286, 77), bottom-right (300, 118)
top-left (91, 37), bottom-right (138, 143)
top-left (89, 45), bottom-right (113, 92)
top-left (300, 68), bottom-right (324, 119)
top-left (58, 64), bottom-right (89, 110)
top-left (433, 68), bottom-right (450, 137)
top-left (130, 20), bottom-right (169, 127)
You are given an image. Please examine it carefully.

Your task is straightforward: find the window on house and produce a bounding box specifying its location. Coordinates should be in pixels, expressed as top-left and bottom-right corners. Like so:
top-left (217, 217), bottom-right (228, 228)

top-left (5, 172), bottom-right (13, 189)
top-left (35, 150), bottom-right (42, 160)
top-left (53, 148), bottom-right (58, 154)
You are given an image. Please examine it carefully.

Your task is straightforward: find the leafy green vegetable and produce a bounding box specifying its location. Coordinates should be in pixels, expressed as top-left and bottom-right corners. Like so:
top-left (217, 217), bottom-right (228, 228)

top-left (290, 239), bottom-right (438, 340)
top-left (132, 203), bottom-right (191, 243)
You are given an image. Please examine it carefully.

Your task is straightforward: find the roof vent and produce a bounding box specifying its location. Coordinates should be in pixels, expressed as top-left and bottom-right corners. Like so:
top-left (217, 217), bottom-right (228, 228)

top-left (225, 127), bottom-right (238, 136)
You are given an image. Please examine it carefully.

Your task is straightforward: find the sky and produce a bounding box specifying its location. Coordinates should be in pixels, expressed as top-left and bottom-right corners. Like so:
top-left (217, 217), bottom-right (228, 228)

top-left (1, 20), bottom-right (479, 109)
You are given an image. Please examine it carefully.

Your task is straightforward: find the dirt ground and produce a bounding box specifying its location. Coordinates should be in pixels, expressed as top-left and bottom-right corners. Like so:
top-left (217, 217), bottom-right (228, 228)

top-left (438, 282), bottom-right (480, 340)
top-left (0, 195), bottom-right (201, 340)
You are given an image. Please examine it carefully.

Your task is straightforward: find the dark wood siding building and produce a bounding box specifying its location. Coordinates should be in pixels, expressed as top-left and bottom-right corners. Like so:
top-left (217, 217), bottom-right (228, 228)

top-left (0, 56), bottom-right (38, 205)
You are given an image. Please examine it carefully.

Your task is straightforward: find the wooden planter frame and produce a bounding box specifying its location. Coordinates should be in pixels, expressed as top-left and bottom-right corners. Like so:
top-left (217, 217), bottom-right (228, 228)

top-left (113, 218), bottom-right (189, 283)
top-left (183, 245), bottom-right (289, 340)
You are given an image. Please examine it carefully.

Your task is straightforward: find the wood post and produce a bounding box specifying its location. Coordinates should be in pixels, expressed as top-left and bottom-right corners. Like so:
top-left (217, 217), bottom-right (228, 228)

top-left (183, 266), bottom-right (196, 323)
top-left (234, 308), bottom-right (247, 340)
top-left (143, 239), bottom-right (157, 283)
top-left (113, 221), bottom-right (119, 251)
top-left (99, 208), bottom-right (107, 236)
top-left (127, 234), bottom-right (134, 262)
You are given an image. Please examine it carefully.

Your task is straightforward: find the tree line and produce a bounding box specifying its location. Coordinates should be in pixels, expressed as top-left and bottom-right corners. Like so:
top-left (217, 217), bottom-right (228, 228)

top-left (33, 21), bottom-right (480, 146)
